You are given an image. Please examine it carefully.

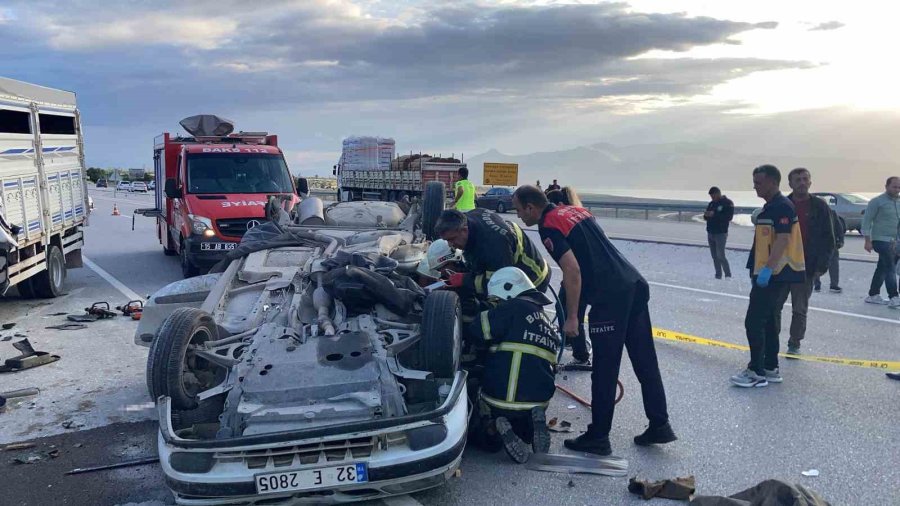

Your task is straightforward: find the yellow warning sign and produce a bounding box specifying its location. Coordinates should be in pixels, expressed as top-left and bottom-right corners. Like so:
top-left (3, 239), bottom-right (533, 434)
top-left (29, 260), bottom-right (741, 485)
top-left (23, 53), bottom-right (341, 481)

top-left (483, 163), bottom-right (518, 186)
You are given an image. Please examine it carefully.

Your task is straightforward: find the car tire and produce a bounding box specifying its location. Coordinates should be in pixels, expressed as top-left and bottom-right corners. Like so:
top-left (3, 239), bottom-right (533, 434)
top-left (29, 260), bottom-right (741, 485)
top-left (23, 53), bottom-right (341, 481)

top-left (416, 290), bottom-right (461, 378)
top-left (181, 238), bottom-right (199, 278)
top-left (147, 307), bottom-right (221, 409)
top-left (31, 245), bottom-right (66, 298)
top-left (163, 231), bottom-right (177, 256)
top-left (422, 181), bottom-right (446, 241)
top-left (497, 202), bottom-right (506, 213)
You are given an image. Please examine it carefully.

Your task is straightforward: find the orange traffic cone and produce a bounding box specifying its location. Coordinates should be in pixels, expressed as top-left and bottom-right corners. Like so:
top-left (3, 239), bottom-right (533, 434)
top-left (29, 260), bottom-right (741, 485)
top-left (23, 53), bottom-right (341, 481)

top-left (112, 203), bottom-right (121, 216)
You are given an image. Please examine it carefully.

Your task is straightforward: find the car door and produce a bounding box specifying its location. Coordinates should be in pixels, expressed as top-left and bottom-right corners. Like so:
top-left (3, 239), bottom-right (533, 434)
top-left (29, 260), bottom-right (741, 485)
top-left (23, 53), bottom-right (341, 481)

top-left (479, 188), bottom-right (497, 208)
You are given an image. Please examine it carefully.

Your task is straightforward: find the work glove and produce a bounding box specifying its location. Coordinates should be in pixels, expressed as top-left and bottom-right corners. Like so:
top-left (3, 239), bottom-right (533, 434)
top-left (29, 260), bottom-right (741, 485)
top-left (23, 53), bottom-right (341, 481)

top-left (446, 272), bottom-right (465, 289)
top-left (755, 266), bottom-right (772, 287)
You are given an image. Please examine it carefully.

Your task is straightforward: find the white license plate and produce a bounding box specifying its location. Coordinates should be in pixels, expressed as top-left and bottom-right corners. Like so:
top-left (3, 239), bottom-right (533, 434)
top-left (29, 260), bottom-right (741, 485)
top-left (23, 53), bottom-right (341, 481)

top-left (200, 242), bottom-right (237, 251)
top-left (255, 463), bottom-right (368, 495)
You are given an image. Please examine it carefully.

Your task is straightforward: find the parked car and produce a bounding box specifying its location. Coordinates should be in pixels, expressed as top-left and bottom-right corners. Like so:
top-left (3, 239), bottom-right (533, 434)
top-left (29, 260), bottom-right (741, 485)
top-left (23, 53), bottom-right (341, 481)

top-left (475, 186), bottom-right (514, 213)
top-left (134, 192), bottom-right (467, 504)
top-left (812, 192), bottom-right (868, 232)
top-left (96, 179), bottom-right (108, 188)
top-left (131, 181), bottom-right (149, 192)
top-left (116, 181), bottom-right (131, 191)
top-left (147, 180), bottom-right (156, 191)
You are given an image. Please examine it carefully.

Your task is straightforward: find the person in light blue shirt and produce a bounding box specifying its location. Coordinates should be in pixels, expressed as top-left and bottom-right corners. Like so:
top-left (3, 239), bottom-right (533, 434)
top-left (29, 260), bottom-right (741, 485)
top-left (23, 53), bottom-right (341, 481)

top-left (861, 176), bottom-right (900, 307)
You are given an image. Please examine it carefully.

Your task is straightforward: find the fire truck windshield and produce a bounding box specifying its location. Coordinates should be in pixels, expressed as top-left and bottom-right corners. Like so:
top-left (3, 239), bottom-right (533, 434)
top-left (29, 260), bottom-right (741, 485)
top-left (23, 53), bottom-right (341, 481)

top-left (186, 153), bottom-right (294, 194)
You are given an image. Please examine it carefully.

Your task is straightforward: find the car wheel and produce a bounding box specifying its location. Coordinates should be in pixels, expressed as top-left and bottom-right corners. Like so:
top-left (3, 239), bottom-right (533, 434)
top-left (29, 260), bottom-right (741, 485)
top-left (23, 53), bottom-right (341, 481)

top-left (422, 181), bottom-right (446, 241)
top-left (31, 245), bottom-right (66, 298)
top-left (497, 202), bottom-right (506, 213)
top-left (163, 231), bottom-right (177, 256)
top-left (147, 307), bottom-right (223, 409)
top-left (180, 239), bottom-right (199, 278)
top-left (416, 290), bottom-right (461, 378)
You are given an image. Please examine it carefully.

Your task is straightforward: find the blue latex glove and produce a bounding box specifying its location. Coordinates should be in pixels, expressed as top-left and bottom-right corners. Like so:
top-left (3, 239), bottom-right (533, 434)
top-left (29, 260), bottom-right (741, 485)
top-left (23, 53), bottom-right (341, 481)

top-left (756, 267), bottom-right (773, 287)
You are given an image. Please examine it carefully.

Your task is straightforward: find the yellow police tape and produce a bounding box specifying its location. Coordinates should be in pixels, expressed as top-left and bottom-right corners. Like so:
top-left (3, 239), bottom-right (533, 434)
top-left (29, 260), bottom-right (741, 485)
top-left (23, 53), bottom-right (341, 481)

top-left (652, 327), bottom-right (900, 371)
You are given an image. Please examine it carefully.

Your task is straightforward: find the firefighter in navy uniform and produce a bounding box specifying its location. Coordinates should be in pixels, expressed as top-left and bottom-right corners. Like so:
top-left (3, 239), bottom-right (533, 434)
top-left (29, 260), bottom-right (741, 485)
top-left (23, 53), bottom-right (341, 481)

top-left (434, 208), bottom-right (551, 299)
top-left (512, 185), bottom-right (676, 457)
top-left (465, 267), bottom-right (559, 464)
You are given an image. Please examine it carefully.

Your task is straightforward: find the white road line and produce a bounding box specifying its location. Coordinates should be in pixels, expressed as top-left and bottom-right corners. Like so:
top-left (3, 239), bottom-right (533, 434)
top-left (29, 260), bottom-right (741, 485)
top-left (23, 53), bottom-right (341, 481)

top-left (382, 495), bottom-right (425, 506)
top-left (547, 266), bottom-right (900, 325)
top-left (83, 255), bottom-right (146, 302)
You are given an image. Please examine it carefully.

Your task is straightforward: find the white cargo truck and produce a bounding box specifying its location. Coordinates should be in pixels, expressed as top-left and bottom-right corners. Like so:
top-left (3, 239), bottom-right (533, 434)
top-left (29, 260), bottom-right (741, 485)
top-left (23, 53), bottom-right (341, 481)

top-left (0, 77), bottom-right (89, 297)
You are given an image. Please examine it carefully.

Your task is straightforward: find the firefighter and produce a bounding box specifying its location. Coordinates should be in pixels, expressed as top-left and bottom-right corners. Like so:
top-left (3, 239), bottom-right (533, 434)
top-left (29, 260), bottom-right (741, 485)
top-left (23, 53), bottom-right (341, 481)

top-left (512, 185), bottom-right (676, 457)
top-left (466, 267), bottom-right (559, 463)
top-left (434, 208), bottom-right (551, 299)
top-left (416, 239), bottom-right (464, 285)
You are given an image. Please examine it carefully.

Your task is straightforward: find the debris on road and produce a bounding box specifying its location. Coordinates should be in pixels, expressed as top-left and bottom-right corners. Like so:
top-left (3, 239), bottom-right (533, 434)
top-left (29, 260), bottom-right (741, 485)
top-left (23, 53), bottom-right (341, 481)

top-left (46, 323), bottom-right (88, 331)
top-left (116, 300), bottom-right (144, 320)
top-left (1, 335), bottom-right (11, 342)
top-left (65, 456), bottom-right (159, 475)
top-left (12, 455), bottom-right (43, 465)
top-left (2, 323), bottom-right (16, 330)
top-left (628, 475), bottom-right (696, 500)
top-left (801, 469), bottom-right (820, 477)
top-left (68, 302), bottom-right (118, 322)
top-left (546, 417), bottom-right (573, 433)
top-left (525, 453), bottom-right (628, 477)
top-left (0, 339), bottom-right (60, 373)
top-left (61, 420), bottom-right (85, 430)
top-left (2, 442), bottom-right (36, 451)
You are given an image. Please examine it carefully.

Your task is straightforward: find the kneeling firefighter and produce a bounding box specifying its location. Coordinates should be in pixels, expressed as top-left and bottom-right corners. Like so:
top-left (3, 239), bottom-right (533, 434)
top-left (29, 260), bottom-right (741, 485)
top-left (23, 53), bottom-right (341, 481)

top-left (466, 267), bottom-right (560, 463)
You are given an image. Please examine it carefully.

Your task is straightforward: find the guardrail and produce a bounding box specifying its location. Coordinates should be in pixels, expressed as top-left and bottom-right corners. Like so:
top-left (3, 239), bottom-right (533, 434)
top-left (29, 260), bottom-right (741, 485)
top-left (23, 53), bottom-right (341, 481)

top-left (578, 199), bottom-right (757, 222)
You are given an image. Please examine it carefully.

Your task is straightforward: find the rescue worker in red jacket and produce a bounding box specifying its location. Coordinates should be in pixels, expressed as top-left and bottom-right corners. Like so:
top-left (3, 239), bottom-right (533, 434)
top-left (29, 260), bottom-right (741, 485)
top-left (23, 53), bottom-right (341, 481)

top-left (465, 267), bottom-right (559, 463)
top-left (513, 185), bottom-right (676, 456)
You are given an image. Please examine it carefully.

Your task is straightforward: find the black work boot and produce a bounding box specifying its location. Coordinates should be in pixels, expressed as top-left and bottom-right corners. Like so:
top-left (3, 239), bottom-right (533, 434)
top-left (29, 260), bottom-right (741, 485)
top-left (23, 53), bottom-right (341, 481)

top-left (531, 408), bottom-right (551, 454)
top-left (633, 422), bottom-right (678, 446)
top-left (496, 417), bottom-right (530, 463)
top-left (563, 432), bottom-right (612, 456)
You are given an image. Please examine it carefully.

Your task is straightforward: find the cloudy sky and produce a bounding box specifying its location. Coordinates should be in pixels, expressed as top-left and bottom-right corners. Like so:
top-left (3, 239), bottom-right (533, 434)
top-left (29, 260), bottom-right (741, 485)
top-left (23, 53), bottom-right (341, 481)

top-left (2, 0), bottom-right (898, 179)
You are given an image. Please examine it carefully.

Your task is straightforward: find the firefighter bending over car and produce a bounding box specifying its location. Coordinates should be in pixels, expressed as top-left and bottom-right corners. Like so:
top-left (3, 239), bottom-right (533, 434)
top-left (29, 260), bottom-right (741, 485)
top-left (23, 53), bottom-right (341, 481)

top-left (465, 267), bottom-right (559, 463)
top-left (434, 208), bottom-right (551, 300)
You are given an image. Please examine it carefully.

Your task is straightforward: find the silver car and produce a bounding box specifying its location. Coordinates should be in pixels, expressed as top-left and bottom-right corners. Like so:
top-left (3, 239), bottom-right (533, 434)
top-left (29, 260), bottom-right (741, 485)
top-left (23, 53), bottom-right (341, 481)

top-left (135, 192), bottom-right (467, 505)
top-left (812, 192), bottom-right (868, 232)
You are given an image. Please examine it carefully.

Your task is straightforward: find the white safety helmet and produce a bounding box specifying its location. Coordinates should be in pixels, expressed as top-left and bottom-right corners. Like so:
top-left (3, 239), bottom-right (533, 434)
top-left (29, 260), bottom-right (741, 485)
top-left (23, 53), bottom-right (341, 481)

top-left (426, 239), bottom-right (463, 271)
top-left (416, 254), bottom-right (439, 279)
top-left (487, 267), bottom-right (535, 300)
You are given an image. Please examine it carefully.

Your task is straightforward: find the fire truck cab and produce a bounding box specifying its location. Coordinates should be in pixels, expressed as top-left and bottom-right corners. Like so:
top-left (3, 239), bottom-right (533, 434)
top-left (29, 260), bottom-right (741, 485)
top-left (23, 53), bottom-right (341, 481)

top-left (150, 116), bottom-right (301, 277)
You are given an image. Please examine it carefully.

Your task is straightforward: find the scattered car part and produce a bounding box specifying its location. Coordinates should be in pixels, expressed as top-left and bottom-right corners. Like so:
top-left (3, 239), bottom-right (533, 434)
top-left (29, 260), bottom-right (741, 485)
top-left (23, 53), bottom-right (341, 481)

top-left (65, 456), bottom-right (159, 475)
top-left (117, 300), bottom-right (144, 320)
top-left (2, 442), bottom-right (37, 451)
top-left (69, 302), bottom-right (118, 322)
top-left (46, 323), bottom-right (88, 331)
top-left (525, 453), bottom-right (629, 477)
top-left (555, 381), bottom-right (624, 406)
top-left (0, 339), bottom-right (60, 373)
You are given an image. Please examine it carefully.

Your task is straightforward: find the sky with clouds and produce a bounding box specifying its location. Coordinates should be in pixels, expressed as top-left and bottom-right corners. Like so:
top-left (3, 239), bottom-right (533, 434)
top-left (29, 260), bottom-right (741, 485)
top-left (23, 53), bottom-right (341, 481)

top-left (1, 0), bottom-right (897, 178)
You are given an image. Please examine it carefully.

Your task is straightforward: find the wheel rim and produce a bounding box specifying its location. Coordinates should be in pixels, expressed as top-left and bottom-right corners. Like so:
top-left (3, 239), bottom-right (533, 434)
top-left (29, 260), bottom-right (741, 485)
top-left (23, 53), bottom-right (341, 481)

top-left (498, 203), bottom-right (505, 212)
top-left (181, 327), bottom-right (212, 397)
top-left (50, 250), bottom-right (63, 289)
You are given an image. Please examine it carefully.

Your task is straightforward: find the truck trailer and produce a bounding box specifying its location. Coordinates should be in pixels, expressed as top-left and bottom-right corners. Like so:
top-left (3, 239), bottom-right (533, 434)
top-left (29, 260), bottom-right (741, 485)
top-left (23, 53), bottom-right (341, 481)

top-left (0, 77), bottom-right (89, 297)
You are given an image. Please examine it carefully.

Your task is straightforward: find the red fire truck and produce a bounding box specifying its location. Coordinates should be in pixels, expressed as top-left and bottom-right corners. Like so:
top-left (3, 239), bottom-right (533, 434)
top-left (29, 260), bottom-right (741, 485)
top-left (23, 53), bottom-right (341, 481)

top-left (144, 116), bottom-right (303, 277)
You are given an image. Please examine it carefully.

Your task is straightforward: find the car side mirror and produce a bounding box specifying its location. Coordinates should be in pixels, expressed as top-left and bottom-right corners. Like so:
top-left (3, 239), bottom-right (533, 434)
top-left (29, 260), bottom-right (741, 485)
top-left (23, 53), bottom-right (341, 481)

top-left (295, 177), bottom-right (310, 196)
top-left (164, 178), bottom-right (182, 199)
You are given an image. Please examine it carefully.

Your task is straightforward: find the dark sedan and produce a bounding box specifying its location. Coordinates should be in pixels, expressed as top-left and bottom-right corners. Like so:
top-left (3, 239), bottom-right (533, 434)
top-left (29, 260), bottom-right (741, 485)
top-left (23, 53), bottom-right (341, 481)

top-left (812, 192), bottom-right (868, 232)
top-left (476, 187), bottom-right (514, 213)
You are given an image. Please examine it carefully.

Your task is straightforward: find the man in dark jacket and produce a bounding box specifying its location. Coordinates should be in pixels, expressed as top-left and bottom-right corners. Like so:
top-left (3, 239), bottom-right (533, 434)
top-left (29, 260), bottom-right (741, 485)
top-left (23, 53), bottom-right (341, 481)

top-left (703, 187), bottom-right (735, 278)
top-left (777, 168), bottom-right (835, 356)
top-left (466, 267), bottom-right (559, 463)
top-left (814, 208), bottom-right (845, 293)
top-left (435, 208), bottom-right (550, 298)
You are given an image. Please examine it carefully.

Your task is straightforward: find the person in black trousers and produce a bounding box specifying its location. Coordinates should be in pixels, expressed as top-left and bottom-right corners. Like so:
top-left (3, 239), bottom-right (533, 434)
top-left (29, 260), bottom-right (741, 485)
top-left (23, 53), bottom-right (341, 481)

top-left (513, 185), bottom-right (675, 456)
top-left (704, 187), bottom-right (734, 279)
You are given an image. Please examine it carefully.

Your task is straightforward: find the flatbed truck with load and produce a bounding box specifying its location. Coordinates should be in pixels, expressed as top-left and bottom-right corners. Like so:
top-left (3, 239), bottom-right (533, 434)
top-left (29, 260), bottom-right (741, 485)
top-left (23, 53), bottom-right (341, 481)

top-left (333, 136), bottom-right (466, 203)
top-left (0, 77), bottom-right (89, 297)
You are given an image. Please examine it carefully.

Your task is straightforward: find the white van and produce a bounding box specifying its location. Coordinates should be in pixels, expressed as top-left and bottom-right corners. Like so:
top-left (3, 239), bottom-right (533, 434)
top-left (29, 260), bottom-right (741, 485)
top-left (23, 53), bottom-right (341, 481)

top-left (0, 77), bottom-right (89, 297)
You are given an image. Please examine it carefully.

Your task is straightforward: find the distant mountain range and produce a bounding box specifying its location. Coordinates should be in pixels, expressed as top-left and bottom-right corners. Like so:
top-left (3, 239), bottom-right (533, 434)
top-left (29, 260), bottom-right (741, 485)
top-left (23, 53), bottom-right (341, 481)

top-left (465, 142), bottom-right (895, 193)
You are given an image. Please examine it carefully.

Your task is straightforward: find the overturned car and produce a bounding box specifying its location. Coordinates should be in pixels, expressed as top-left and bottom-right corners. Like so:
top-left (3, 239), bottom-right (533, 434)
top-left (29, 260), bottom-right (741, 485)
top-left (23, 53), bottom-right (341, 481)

top-left (135, 184), bottom-right (467, 505)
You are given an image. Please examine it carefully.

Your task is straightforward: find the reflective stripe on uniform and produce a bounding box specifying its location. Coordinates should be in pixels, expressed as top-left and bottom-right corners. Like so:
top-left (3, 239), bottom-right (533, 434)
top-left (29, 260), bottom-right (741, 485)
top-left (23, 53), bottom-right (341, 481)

top-left (511, 223), bottom-right (549, 287)
top-left (490, 341), bottom-right (558, 365)
top-left (480, 311), bottom-right (493, 341)
top-left (481, 392), bottom-right (549, 411)
top-left (506, 351), bottom-right (522, 401)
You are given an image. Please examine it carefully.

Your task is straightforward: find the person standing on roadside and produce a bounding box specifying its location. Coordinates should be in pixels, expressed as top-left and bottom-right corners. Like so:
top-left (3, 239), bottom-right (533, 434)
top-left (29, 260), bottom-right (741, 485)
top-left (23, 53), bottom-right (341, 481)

top-left (546, 179), bottom-right (561, 193)
top-left (703, 187), bottom-right (734, 279)
top-left (452, 167), bottom-right (477, 212)
top-left (862, 176), bottom-right (900, 308)
top-left (512, 185), bottom-right (675, 456)
top-left (814, 207), bottom-right (845, 294)
top-left (776, 168), bottom-right (834, 357)
top-left (732, 165), bottom-right (805, 388)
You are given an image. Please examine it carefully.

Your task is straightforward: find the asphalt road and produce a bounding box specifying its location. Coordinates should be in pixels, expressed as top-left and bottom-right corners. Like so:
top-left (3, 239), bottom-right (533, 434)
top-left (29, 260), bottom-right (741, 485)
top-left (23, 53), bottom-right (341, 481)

top-left (1, 190), bottom-right (897, 505)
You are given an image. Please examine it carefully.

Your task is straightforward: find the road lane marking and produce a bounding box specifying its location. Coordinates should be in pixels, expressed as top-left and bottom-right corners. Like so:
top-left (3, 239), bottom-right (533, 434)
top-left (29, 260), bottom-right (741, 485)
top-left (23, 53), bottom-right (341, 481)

top-left (83, 256), bottom-right (145, 302)
top-left (547, 266), bottom-right (899, 325)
